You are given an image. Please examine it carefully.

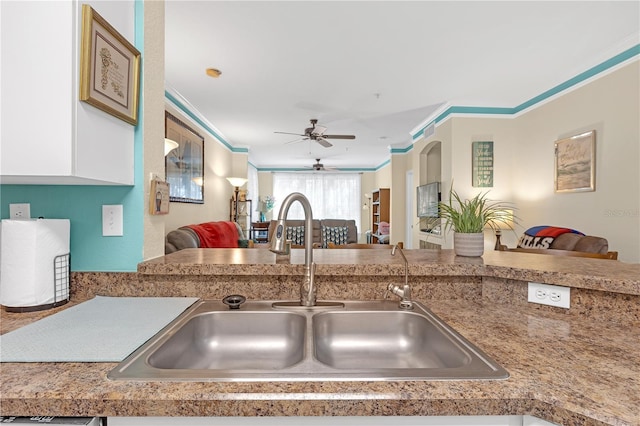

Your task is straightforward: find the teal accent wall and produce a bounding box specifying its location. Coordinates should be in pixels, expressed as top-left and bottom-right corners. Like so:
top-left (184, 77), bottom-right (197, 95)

top-left (0, 1), bottom-right (145, 273)
top-left (0, 185), bottom-right (142, 272)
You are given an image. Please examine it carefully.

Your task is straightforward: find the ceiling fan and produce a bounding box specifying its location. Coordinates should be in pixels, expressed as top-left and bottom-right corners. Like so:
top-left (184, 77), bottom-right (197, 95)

top-left (307, 158), bottom-right (337, 171)
top-left (275, 119), bottom-right (355, 148)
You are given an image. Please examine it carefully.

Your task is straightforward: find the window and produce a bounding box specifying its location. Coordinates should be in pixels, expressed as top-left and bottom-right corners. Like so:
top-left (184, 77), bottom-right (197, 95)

top-left (247, 164), bottom-right (259, 215)
top-left (272, 173), bottom-right (361, 226)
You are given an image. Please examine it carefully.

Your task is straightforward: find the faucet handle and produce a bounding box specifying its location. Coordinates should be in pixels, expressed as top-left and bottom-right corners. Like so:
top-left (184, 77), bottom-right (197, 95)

top-left (384, 283), bottom-right (393, 299)
top-left (386, 283), bottom-right (414, 310)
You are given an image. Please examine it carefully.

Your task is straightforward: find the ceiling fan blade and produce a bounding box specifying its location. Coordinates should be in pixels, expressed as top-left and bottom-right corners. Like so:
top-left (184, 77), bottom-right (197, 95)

top-left (322, 134), bottom-right (356, 139)
top-left (275, 131), bottom-right (305, 136)
top-left (316, 138), bottom-right (333, 148)
top-left (313, 125), bottom-right (327, 135)
top-left (285, 137), bottom-right (309, 145)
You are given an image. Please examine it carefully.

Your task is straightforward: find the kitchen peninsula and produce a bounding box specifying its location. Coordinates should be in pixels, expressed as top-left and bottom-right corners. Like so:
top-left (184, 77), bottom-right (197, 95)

top-left (1, 249), bottom-right (639, 425)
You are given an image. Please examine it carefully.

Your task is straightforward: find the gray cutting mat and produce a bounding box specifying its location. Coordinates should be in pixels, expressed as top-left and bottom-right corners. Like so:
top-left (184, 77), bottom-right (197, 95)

top-left (0, 296), bottom-right (199, 362)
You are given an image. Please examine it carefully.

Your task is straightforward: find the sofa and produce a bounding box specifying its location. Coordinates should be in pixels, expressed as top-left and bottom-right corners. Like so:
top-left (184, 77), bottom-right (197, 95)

top-left (165, 221), bottom-right (251, 254)
top-left (499, 225), bottom-right (618, 259)
top-left (267, 219), bottom-right (357, 248)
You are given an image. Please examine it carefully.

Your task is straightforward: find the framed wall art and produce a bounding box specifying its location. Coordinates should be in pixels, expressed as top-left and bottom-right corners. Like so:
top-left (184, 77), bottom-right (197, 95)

top-left (472, 141), bottom-right (494, 187)
top-left (79, 5), bottom-right (141, 125)
top-left (149, 178), bottom-right (170, 215)
top-left (554, 130), bottom-right (595, 193)
top-left (165, 112), bottom-right (205, 204)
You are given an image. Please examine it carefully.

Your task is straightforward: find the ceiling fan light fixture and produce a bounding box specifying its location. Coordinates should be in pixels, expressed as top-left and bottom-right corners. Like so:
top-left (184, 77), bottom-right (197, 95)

top-left (275, 119), bottom-right (355, 148)
top-left (206, 67), bottom-right (222, 78)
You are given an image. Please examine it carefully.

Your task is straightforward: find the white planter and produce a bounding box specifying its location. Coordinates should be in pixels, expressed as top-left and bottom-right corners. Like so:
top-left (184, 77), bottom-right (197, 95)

top-left (453, 232), bottom-right (484, 257)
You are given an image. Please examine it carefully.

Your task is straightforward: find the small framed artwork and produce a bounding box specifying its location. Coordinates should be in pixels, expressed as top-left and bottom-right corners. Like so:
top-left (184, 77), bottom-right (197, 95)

top-left (472, 141), bottom-right (494, 187)
top-left (554, 130), bottom-right (595, 193)
top-left (165, 112), bottom-right (205, 204)
top-left (79, 5), bottom-right (141, 125)
top-left (149, 179), bottom-right (170, 215)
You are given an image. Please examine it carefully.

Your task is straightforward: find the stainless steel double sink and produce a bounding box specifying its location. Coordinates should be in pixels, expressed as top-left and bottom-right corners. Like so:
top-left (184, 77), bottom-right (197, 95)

top-left (108, 300), bottom-right (508, 381)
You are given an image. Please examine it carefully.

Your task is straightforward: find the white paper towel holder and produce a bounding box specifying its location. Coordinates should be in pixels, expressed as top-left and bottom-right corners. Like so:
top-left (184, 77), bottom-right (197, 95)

top-left (1, 218), bottom-right (71, 313)
top-left (3, 252), bottom-right (71, 313)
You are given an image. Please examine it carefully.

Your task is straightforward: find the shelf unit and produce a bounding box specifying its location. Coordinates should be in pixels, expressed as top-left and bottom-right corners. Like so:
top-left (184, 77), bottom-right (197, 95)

top-left (251, 221), bottom-right (269, 243)
top-left (230, 199), bottom-right (252, 238)
top-left (371, 188), bottom-right (390, 244)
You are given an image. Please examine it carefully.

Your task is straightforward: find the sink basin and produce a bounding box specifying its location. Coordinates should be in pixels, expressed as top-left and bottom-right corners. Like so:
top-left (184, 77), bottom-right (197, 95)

top-left (313, 311), bottom-right (470, 369)
top-left (109, 300), bottom-right (508, 381)
top-left (148, 311), bottom-right (305, 370)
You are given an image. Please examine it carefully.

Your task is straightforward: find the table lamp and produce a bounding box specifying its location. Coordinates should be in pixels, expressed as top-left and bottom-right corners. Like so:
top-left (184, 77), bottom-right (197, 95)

top-left (493, 209), bottom-right (514, 250)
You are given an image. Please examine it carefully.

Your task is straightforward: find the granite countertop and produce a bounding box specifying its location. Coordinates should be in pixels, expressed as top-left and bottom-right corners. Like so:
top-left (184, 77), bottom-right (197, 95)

top-left (2, 299), bottom-right (638, 424)
top-left (1, 249), bottom-right (639, 425)
top-left (140, 248), bottom-right (640, 295)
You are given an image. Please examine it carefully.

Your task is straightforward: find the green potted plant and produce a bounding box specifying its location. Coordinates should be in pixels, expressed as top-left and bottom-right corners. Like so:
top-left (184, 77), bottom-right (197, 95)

top-left (438, 186), bottom-right (515, 257)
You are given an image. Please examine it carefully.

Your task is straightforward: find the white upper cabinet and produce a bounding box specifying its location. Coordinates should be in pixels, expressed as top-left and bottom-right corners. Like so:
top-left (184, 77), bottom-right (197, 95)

top-left (0, 1), bottom-right (135, 185)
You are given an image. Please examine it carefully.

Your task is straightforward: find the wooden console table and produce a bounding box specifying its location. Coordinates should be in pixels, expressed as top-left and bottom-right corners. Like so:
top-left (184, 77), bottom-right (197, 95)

top-left (251, 221), bottom-right (269, 243)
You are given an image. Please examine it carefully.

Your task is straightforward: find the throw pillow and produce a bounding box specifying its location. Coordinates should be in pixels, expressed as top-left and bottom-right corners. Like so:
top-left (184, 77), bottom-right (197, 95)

top-left (517, 225), bottom-right (584, 249)
top-left (286, 225), bottom-right (305, 245)
top-left (322, 225), bottom-right (349, 248)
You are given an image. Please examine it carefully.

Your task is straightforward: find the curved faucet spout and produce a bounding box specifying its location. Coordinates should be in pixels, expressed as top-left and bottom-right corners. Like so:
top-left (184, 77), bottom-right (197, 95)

top-left (269, 192), bottom-right (316, 306)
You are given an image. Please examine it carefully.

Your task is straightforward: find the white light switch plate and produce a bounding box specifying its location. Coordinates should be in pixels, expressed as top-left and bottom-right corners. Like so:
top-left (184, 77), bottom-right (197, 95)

top-left (103, 205), bottom-right (123, 236)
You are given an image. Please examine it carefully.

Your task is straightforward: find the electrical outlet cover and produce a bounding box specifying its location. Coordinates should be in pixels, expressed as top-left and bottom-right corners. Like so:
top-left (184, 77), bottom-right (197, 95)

top-left (528, 282), bottom-right (570, 309)
top-left (9, 203), bottom-right (31, 220)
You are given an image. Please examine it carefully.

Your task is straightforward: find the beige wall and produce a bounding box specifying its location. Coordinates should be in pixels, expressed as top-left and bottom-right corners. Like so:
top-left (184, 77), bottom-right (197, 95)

top-left (403, 61), bottom-right (639, 261)
top-left (141, 1), bottom-right (239, 252)
top-left (390, 153), bottom-right (411, 245)
top-left (142, 1), bottom-right (167, 260)
top-left (374, 162), bottom-right (392, 189)
top-left (410, 120), bottom-right (453, 248)
top-left (163, 103), bottom-right (238, 233)
top-left (231, 152), bottom-right (249, 179)
top-left (446, 117), bottom-right (520, 249)
top-left (511, 61), bottom-right (639, 262)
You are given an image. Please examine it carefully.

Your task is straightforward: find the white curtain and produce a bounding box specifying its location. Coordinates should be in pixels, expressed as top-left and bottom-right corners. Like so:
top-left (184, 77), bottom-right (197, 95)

top-left (272, 173), bottom-right (361, 225)
top-left (247, 164), bottom-right (259, 215)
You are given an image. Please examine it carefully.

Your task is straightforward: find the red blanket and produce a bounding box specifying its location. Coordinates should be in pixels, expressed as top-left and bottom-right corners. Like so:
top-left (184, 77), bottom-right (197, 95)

top-left (187, 221), bottom-right (239, 248)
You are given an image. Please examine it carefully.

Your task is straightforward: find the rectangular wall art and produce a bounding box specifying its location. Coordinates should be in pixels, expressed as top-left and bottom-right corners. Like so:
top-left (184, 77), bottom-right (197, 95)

top-left (554, 130), bottom-right (595, 193)
top-left (165, 112), bottom-right (205, 204)
top-left (472, 141), bottom-right (494, 188)
top-left (79, 5), bottom-right (141, 125)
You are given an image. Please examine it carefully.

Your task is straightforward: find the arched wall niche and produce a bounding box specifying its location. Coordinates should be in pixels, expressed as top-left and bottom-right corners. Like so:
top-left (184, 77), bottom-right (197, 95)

top-left (420, 141), bottom-right (442, 185)
top-left (418, 141), bottom-right (442, 237)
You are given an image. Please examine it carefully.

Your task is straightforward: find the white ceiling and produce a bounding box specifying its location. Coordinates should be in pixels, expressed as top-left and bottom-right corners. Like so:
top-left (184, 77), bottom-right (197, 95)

top-left (164, 1), bottom-right (639, 170)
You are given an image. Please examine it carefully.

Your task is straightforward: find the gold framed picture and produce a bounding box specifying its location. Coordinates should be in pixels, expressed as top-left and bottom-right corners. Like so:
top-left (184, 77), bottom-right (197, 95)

top-left (554, 130), bottom-right (595, 193)
top-left (79, 5), bottom-right (141, 125)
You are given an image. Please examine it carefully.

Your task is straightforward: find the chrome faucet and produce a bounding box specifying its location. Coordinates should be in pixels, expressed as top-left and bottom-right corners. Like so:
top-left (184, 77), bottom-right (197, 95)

top-left (270, 192), bottom-right (317, 307)
top-left (387, 244), bottom-right (413, 310)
